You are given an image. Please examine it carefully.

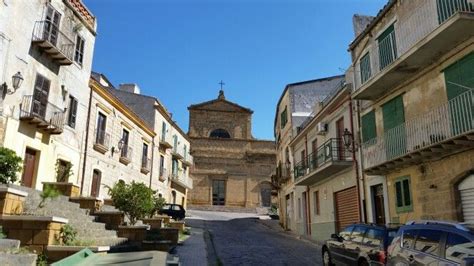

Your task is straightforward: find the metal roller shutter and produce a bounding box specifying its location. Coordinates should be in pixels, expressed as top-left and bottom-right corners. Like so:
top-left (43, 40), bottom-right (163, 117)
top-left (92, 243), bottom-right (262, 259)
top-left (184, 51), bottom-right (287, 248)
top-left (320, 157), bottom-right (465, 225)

top-left (459, 175), bottom-right (474, 223)
top-left (335, 186), bottom-right (360, 232)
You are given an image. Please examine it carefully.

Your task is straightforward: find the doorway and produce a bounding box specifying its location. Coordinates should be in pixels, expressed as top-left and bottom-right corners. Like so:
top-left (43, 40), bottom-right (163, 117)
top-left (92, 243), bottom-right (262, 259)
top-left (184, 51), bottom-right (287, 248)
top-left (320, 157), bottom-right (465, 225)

top-left (91, 169), bottom-right (101, 197)
top-left (302, 192), bottom-right (308, 235)
top-left (285, 194), bottom-right (291, 230)
top-left (372, 184), bottom-right (386, 225)
top-left (336, 117), bottom-right (345, 160)
top-left (21, 148), bottom-right (37, 188)
top-left (172, 191), bottom-right (177, 204)
top-left (212, 180), bottom-right (225, 206)
top-left (260, 183), bottom-right (272, 207)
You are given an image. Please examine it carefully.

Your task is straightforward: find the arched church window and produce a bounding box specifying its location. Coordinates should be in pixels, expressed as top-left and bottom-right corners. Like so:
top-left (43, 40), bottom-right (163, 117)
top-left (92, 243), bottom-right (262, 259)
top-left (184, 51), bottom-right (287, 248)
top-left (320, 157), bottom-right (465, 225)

top-left (210, 129), bottom-right (231, 139)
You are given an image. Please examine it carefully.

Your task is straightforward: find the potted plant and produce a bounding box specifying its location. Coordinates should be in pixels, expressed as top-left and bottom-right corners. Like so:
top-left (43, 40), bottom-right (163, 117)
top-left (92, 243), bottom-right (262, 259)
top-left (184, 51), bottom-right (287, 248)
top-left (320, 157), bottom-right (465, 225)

top-left (42, 160), bottom-right (80, 197)
top-left (142, 194), bottom-right (167, 229)
top-left (0, 147), bottom-right (27, 215)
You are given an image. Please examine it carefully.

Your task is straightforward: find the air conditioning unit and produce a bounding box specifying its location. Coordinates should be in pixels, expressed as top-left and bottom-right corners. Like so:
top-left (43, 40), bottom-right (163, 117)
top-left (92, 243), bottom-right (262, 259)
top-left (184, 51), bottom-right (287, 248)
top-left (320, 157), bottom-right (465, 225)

top-left (316, 123), bottom-right (328, 135)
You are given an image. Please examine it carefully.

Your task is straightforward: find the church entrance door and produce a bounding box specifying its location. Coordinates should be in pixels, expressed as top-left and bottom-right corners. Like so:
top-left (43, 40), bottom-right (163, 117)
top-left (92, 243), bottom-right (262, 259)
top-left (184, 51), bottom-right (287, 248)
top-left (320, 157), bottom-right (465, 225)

top-left (212, 180), bottom-right (226, 205)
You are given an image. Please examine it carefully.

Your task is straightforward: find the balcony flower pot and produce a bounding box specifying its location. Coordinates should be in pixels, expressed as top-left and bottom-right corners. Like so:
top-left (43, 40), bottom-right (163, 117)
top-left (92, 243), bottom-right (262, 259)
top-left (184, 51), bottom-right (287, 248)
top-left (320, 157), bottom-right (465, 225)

top-left (42, 182), bottom-right (80, 197)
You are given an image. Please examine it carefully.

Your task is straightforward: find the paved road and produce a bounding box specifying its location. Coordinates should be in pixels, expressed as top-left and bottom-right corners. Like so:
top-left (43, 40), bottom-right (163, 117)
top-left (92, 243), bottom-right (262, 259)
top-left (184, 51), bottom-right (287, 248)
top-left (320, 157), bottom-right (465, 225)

top-left (180, 210), bottom-right (322, 266)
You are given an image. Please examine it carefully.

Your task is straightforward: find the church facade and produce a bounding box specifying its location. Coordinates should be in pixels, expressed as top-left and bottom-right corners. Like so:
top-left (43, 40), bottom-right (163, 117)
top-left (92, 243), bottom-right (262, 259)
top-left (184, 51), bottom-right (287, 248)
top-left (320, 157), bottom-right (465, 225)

top-left (188, 91), bottom-right (276, 209)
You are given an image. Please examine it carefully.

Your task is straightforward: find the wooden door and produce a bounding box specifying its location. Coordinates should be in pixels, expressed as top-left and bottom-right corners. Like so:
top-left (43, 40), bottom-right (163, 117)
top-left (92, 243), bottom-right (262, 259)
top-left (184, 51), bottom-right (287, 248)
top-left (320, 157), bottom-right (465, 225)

top-left (334, 186), bottom-right (360, 232)
top-left (336, 118), bottom-right (345, 160)
top-left (212, 180), bottom-right (225, 206)
top-left (372, 184), bottom-right (386, 225)
top-left (45, 5), bottom-right (61, 45)
top-left (21, 148), bottom-right (37, 188)
top-left (91, 170), bottom-right (101, 197)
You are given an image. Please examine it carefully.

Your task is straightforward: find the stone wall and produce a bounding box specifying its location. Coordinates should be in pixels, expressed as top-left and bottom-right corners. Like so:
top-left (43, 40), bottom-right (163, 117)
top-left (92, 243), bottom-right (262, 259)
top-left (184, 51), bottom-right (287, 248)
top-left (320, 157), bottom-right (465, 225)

top-left (189, 109), bottom-right (252, 139)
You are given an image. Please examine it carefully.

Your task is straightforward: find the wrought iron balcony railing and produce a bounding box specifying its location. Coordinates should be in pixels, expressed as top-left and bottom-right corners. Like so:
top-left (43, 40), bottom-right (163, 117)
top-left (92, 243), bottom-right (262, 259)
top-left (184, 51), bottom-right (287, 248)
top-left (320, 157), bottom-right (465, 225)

top-left (19, 95), bottom-right (64, 134)
top-left (141, 157), bottom-right (151, 174)
top-left (93, 128), bottom-right (110, 154)
top-left (32, 21), bottom-right (75, 65)
top-left (119, 145), bottom-right (132, 165)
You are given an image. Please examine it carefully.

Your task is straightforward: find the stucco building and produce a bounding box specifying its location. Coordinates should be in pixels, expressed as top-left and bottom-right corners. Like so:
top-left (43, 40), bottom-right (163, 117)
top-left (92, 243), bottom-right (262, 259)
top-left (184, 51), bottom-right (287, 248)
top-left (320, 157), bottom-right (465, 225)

top-left (349, 0), bottom-right (474, 224)
top-left (188, 90), bottom-right (276, 209)
top-left (0, 0), bottom-right (96, 189)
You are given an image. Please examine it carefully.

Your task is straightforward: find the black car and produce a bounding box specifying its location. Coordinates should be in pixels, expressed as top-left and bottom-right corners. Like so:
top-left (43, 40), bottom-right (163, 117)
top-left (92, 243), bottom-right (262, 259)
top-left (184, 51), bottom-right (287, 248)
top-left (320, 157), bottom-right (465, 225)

top-left (322, 223), bottom-right (399, 266)
top-left (159, 204), bottom-right (186, 220)
top-left (387, 220), bottom-right (474, 265)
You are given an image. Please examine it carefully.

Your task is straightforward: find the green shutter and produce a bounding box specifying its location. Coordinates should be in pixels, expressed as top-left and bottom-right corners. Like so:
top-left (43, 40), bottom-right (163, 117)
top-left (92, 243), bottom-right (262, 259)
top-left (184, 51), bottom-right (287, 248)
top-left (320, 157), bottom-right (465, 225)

top-left (394, 176), bottom-right (413, 213)
top-left (361, 111), bottom-right (376, 143)
top-left (378, 24), bottom-right (397, 70)
top-left (382, 95), bottom-right (406, 159)
top-left (360, 53), bottom-right (372, 84)
top-left (444, 52), bottom-right (474, 135)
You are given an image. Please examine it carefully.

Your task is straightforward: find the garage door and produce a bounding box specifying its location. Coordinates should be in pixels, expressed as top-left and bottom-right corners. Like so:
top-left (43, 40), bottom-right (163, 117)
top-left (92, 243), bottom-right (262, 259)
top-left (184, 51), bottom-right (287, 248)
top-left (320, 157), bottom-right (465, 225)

top-left (459, 175), bottom-right (474, 223)
top-left (335, 186), bottom-right (360, 232)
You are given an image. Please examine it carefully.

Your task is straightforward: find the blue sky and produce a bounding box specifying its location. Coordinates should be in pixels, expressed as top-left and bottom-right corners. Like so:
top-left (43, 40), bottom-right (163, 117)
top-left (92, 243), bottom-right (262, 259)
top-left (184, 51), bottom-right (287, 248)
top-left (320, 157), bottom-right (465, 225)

top-left (84, 0), bottom-right (385, 140)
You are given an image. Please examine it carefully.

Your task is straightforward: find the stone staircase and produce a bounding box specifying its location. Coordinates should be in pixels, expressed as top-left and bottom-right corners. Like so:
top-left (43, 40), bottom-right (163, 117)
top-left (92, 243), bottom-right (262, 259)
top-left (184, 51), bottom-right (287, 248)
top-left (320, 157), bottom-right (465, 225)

top-left (10, 185), bottom-right (128, 247)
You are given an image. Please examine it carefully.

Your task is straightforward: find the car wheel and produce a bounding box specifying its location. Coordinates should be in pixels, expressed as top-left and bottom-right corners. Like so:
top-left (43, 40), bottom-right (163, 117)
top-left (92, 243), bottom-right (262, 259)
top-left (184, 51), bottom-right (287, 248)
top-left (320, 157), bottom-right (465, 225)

top-left (322, 248), bottom-right (333, 266)
top-left (358, 259), bottom-right (369, 266)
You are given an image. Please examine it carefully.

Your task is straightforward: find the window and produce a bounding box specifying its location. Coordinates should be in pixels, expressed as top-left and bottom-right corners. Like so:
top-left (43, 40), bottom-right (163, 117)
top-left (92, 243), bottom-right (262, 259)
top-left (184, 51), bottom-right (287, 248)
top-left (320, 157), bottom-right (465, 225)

top-left (445, 233), bottom-right (474, 263)
top-left (183, 165), bottom-right (187, 175)
top-left (378, 24), bottom-right (397, 70)
top-left (360, 52), bottom-right (372, 84)
top-left (210, 129), bottom-right (231, 138)
top-left (142, 143), bottom-right (149, 167)
top-left (280, 106), bottom-right (288, 128)
top-left (172, 158), bottom-right (178, 176)
top-left (159, 155), bottom-right (165, 177)
top-left (67, 96), bottom-right (78, 128)
top-left (44, 5), bottom-right (61, 45)
top-left (301, 150), bottom-right (306, 168)
top-left (350, 226), bottom-right (367, 243)
top-left (161, 121), bottom-right (167, 139)
top-left (56, 159), bottom-right (71, 182)
top-left (339, 226), bottom-right (354, 241)
top-left (395, 176), bottom-right (413, 213)
top-left (361, 111), bottom-right (376, 143)
top-left (401, 229), bottom-right (417, 249)
top-left (121, 129), bottom-right (130, 157)
top-left (383, 95), bottom-right (406, 159)
top-left (414, 229), bottom-right (442, 256)
top-left (32, 74), bottom-right (51, 118)
top-left (96, 112), bottom-right (107, 144)
top-left (313, 191), bottom-right (320, 215)
top-left (74, 35), bottom-right (85, 65)
top-left (362, 228), bottom-right (384, 246)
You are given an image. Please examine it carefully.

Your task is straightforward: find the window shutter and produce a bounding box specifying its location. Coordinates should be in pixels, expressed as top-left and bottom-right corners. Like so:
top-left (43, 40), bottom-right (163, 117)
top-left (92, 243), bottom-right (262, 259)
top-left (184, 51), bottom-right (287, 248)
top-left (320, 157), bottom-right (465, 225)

top-left (361, 111), bottom-right (376, 143)
top-left (68, 96), bottom-right (78, 128)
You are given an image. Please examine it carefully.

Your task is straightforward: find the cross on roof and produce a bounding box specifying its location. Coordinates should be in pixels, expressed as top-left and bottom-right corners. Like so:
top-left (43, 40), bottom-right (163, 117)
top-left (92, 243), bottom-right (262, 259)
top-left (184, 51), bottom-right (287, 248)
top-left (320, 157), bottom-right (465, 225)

top-left (219, 80), bottom-right (225, 90)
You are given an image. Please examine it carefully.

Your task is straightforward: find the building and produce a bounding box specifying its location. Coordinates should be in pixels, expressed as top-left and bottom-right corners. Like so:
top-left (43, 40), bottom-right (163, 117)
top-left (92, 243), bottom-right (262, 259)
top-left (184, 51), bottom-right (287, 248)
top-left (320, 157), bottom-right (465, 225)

top-left (0, 0), bottom-right (96, 189)
top-left (80, 73), bottom-right (156, 198)
top-left (349, 0), bottom-right (474, 224)
top-left (188, 90), bottom-right (276, 209)
top-left (109, 83), bottom-right (193, 207)
top-left (273, 75), bottom-right (345, 231)
top-left (289, 78), bottom-right (360, 241)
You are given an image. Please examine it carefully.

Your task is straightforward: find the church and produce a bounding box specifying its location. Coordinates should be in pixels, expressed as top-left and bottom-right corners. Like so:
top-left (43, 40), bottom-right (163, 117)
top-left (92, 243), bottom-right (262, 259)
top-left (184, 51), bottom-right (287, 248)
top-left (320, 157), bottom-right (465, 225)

top-left (187, 90), bottom-right (276, 209)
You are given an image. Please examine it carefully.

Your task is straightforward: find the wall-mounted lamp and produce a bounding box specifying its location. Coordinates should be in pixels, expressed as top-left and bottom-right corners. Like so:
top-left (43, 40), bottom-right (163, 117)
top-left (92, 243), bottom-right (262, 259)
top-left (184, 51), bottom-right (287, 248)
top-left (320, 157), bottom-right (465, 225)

top-left (61, 85), bottom-right (69, 100)
top-left (342, 128), bottom-right (358, 152)
top-left (2, 72), bottom-right (24, 96)
top-left (117, 139), bottom-right (125, 151)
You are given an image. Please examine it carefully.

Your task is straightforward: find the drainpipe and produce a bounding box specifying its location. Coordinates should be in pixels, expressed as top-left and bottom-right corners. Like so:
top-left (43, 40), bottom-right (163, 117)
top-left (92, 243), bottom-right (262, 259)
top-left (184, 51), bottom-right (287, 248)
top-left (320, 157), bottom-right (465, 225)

top-left (149, 137), bottom-right (155, 189)
top-left (349, 98), bottom-right (364, 223)
top-left (356, 99), bottom-right (368, 223)
top-left (304, 135), bottom-right (311, 235)
top-left (80, 86), bottom-right (93, 196)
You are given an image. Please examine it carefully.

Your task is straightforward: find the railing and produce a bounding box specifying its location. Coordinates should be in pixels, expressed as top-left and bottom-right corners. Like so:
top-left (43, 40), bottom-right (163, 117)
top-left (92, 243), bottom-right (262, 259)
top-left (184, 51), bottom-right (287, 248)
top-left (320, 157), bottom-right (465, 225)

top-left (32, 21), bottom-right (74, 61)
top-left (293, 138), bottom-right (352, 179)
top-left (171, 171), bottom-right (193, 189)
top-left (120, 145), bottom-right (132, 160)
top-left (183, 153), bottom-right (193, 164)
top-left (362, 90), bottom-right (474, 168)
top-left (172, 145), bottom-right (185, 158)
top-left (354, 0), bottom-right (474, 91)
top-left (20, 95), bottom-right (65, 131)
top-left (141, 157), bottom-right (151, 170)
top-left (94, 128), bottom-right (110, 148)
top-left (276, 163), bottom-right (292, 184)
top-left (159, 167), bottom-right (168, 181)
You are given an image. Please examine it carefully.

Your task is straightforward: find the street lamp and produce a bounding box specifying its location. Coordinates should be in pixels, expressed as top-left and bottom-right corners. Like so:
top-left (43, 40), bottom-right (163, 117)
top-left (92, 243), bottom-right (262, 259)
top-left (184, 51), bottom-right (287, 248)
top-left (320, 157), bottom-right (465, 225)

top-left (343, 128), bottom-right (357, 152)
top-left (2, 72), bottom-right (24, 95)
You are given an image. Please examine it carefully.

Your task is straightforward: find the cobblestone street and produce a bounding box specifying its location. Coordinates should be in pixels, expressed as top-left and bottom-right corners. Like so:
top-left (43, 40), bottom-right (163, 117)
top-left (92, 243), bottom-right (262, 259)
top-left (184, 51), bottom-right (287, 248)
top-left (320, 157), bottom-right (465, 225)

top-left (176, 210), bottom-right (322, 266)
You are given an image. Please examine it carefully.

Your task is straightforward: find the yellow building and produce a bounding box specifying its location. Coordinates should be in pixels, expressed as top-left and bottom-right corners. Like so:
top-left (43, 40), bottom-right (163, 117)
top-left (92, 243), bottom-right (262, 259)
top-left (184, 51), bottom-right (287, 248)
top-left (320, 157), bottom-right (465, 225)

top-left (349, 0), bottom-right (474, 224)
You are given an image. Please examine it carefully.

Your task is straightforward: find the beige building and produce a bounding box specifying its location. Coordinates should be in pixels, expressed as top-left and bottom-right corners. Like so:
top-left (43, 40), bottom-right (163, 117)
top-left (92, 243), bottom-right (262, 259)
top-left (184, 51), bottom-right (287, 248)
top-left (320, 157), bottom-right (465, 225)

top-left (109, 83), bottom-right (193, 207)
top-left (80, 73), bottom-right (156, 198)
top-left (273, 76), bottom-right (344, 232)
top-left (0, 0), bottom-right (96, 189)
top-left (349, 0), bottom-right (474, 224)
top-left (188, 90), bottom-right (276, 209)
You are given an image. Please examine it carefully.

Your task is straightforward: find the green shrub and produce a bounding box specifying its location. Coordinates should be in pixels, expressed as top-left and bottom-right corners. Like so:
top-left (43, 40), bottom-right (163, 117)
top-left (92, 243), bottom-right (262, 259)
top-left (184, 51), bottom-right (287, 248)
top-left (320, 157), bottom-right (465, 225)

top-left (149, 195), bottom-right (167, 218)
top-left (55, 160), bottom-right (73, 183)
top-left (0, 147), bottom-right (22, 184)
top-left (106, 181), bottom-right (155, 225)
top-left (38, 185), bottom-right (60, 208)
top-left (58, 224), bottom-right (77, 246)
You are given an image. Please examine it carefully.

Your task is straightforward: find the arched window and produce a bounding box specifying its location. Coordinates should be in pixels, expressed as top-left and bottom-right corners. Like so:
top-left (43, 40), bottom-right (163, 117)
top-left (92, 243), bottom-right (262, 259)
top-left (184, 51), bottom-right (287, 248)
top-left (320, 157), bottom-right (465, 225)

top-left (210, 129), bottom-right (231, 139)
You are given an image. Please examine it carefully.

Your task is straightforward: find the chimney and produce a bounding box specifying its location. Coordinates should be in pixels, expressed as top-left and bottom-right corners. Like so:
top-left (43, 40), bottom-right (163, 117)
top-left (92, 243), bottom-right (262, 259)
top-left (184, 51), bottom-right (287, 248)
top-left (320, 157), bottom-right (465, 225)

top-left (119, 83), bottom-right (141, 94)
top-left (352, 14), bottom-right (374, 37)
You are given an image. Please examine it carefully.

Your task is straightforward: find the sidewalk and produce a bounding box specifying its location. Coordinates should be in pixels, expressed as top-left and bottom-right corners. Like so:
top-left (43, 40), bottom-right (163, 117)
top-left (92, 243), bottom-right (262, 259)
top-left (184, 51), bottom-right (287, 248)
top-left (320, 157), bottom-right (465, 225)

top-left (174, 227), bottom-right (208, 265)
top-left (258, 218), bottom-right (324, 247)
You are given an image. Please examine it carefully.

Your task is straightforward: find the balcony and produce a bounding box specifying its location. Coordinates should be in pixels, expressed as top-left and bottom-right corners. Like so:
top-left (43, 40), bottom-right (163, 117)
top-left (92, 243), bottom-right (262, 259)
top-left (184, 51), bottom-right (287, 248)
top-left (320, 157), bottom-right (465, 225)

top-left (362, 90), bottom-right (474, 175)
top-left (159, 168), bottom-right (168, 182)
top-left (182, 153), bottom-right (193, 166)
top-left (93, 128), bottom-right (110, 154)
top-left (31, 21), bottom-right (74, 65)
top-left (119, 145), bottom-right (132, 165)
top-left (294, 138), bottom-right (353, 186)
top-left (353, 0), bottom-right (474, 100)
top-left (141, 157), bottom-right (151, 174)
top-left (171, 146), bottom-right (184, 160)
top-left (159, 131), bottom-right (173, 150)
top-left (171, 171), bottom-right (193, 189)
top-left (19, 95), bottom-right (64, 134)
top-left (275, 163), bottom-right (292, 185)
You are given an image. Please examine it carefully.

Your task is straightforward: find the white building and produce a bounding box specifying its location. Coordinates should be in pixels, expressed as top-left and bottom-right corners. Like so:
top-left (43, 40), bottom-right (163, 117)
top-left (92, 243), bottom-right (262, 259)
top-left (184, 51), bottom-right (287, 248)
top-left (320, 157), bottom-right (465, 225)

top-left (0, 0), bottom-right (96, 189)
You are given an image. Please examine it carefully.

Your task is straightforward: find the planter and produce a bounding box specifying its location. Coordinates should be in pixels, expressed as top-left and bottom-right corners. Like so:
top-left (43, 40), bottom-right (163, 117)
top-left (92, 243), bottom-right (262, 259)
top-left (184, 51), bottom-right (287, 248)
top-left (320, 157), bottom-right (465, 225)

top-left (69, 197), bottom-right (102, 214)
top-left (103, 199), bottom-right (114, 206)
top-left (95, 211), bottom-right (124, 230)
top-left (45, 245), bottom-right (109, 263)
top-left (0, 187), bottom-right (28, 215)
top-left (154, 215), bottom-right (171, 224)
top-left (0, 215), bottom-right (68, 254)
top-left (168, 221), bottom-right (185, 232)
top-left (141, 218), bottom-right (163, 229)
top-left (42, 182), bottom-right (80, 197)
top-left (157, 228), bottom-right (179, 246)
top-left (117, 225), bottom-right (148, 244)
top-left (141, 240), bottom-right (172, 252)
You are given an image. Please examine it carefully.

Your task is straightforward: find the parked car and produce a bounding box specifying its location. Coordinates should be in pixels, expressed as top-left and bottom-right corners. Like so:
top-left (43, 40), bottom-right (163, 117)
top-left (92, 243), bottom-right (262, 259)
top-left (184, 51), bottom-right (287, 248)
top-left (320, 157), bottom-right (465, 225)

top-left (159, 204), bottom-right (186, 220)
top-left (387, 220), bottom-right (474, 265)
top-left (322, 223), bottom-right (399, 266)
